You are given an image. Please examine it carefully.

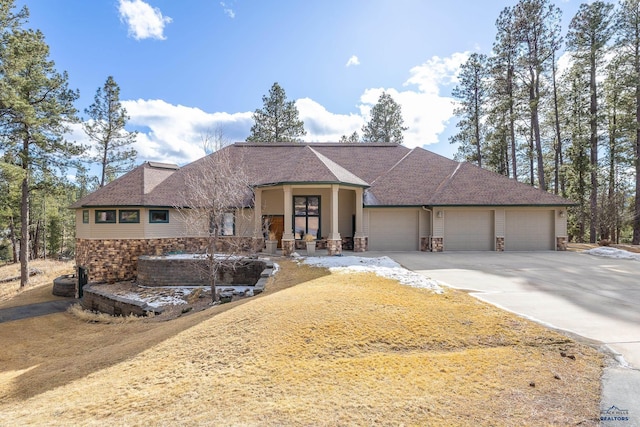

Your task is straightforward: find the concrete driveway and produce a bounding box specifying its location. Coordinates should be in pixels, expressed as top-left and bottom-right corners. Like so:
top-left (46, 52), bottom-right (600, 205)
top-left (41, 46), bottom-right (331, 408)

top-left (366, 250), bottom-right (640, 423)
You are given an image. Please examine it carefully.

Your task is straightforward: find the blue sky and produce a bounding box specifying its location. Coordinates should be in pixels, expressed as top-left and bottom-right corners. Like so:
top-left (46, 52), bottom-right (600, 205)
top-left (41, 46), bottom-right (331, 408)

top-left (17, 0), bottom-right (583, 166)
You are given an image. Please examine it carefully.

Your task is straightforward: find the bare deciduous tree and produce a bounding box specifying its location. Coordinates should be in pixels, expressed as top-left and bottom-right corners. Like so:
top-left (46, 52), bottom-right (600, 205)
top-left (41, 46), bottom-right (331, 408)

top-left (176, 136), bottom-right (255, 303)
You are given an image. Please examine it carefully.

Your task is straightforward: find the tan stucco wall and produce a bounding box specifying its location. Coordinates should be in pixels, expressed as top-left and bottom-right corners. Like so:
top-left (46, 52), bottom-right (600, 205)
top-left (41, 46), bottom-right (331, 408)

top-left (75, 207), bottom-right (254, 240)
top-left (260, 185), bottom-right (359, 239)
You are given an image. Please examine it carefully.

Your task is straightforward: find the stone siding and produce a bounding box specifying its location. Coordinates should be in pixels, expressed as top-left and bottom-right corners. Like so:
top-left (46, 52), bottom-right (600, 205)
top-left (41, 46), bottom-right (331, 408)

top-left (496, 237), bottom-right (505, 252)
top-left (420, 237), bottom-right (430, 252)
top-left (281, 239), bottom-right (295, 256)
top-left (556, 236), bottom-right (568, 251)
top-left (430, 237), bottom-right (444, 252)
top-left (326, 239), bottom-right (342, 256)
top-left (76, 237), bottom-right (261, 283)
top-left (354, 236), bottom-right (368, 252)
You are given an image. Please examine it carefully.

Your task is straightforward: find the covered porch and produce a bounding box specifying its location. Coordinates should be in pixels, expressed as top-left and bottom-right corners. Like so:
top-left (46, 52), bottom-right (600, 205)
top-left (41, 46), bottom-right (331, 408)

top-left (253, 183), bottom-right (368, 256)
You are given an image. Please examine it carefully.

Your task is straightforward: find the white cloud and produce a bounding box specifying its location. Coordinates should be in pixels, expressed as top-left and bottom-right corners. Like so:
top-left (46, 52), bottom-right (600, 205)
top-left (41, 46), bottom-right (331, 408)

top-left (346, 55), bottom-right (360, 67)
top-left (301, 52), bottom-right (469, 148)
top-left (220, 2), bottom-right (235, 18)
top-left (404, 52), bottom-right (469, 95)
top-left (118, 0), bottom-right (172, 40)
top-left (70, 52), bottom-right (467, 166)
top-left (121, 99), bottom-right (252, 164)
top-left (296, 98), bottom-right (364, 141)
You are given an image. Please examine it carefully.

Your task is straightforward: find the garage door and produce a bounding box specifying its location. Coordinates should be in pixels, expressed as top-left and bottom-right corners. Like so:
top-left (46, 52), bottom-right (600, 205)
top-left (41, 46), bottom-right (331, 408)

top-left (443, 210), bottom-right (494, 251)
top-left (505, 210), bottom-right (554, 251)
top-left (368, 209), bottom-right (419, 251)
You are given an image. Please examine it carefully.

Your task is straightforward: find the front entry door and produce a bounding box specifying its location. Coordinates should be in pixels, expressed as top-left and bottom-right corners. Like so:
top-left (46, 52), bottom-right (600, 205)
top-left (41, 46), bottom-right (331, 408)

top-left (265, 215), bottom-right (284, 248)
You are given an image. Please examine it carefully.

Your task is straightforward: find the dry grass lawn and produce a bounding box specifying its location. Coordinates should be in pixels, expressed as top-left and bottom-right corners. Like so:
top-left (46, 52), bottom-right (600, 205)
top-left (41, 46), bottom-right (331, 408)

top-left (0, 258), bottom-right (604, 426)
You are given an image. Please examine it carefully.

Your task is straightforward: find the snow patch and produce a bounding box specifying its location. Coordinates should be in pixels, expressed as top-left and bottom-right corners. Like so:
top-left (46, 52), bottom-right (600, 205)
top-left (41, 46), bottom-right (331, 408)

top-left (584, 247), bottom-right (640, 261)
top-left (303, 256), bottom-right (442, 293)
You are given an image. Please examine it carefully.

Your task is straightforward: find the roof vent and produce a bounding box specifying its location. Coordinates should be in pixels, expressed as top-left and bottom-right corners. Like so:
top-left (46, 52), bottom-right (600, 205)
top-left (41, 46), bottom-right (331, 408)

top-left (147, 162), bottom-right (179, 170)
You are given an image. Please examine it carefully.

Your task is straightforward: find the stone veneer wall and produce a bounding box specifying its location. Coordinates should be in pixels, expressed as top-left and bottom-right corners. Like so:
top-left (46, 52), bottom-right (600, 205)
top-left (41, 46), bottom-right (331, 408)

top-left (496, 237), bottom-right (505, 252)
top-left (76, 237), bottom-right (262, 283)
top-left (326, 239), bottom-right (342, 256)
top-left (420, 237), bottom-right (430, 252)
top-left (556, 236), bottom-right (568, 251)
top-left (430, 237), bottom-right (444, 252)
top-left (354, 236), bottom-right (368, 252)
top-left (281, 239), bottom-right (295, 256)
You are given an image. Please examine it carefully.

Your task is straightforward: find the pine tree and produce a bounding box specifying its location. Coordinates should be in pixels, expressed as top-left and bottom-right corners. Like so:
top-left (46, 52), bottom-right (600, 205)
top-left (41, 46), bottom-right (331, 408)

top-left (567, 1), bottom-right (614, 243)
top-left (512, 0), bottom-right (562, 191)
top-left (0, 1), bottom-right (80, 286)
top-left (616, 0), bottom-right (640, 244)
top-left (450, 53), bottom-right (489, 166)
top-left (339, 131), bottom-right (360, 143)
top-left (361, 92), bottom-right (408, 144)
top-left (246, 82), bottom-right (306, 142)
top-left (83, 76), bottom-right (137, 187)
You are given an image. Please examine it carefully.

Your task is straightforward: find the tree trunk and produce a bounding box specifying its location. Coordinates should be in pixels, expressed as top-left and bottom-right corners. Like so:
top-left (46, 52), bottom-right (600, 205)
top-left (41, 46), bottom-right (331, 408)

top-left (552, 51), bottom-right (562, 195)
top-left (20, 173), bottom-right (29, 288)
top-left (474, 81), bottom-right (482, 168)
top-left (634, 96), bottom-right (640, 244)
top-left (529, 126), bottom-right (535, 186)
top-left (9, 216), bottom-right (18, 263)
top-left (508, 66), bottom-right (518, 181)
top-left (589, 55), bottom-right (598, 243)
top-left (531, 69), bottom-right (546, 191)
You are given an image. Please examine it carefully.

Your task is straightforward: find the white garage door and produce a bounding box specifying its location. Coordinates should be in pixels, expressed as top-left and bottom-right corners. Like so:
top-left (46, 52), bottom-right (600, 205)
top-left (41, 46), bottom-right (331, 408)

top-left (368, 209), bottom-right (419, 251)
top-left (443, 210), bottom-right (494, 251)
top-left (505, 210), bottom-right (554, 251)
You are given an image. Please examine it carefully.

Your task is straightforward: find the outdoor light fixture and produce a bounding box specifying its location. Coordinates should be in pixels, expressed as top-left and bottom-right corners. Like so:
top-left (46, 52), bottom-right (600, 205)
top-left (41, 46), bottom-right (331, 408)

top-left (559, 211), bottom-right (565, 218)
top-left (437, 211), bottom-right (443, 218)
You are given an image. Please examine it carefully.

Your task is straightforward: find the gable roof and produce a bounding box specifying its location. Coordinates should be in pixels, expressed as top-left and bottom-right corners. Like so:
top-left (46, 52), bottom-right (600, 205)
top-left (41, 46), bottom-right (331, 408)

top-left (71, 142), bottom-right (572, 209)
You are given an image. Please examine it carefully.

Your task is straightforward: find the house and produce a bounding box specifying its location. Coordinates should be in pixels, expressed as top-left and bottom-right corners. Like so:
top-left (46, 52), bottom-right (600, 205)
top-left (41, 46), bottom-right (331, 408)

top-left (72, 142), bottom-right (571, 283)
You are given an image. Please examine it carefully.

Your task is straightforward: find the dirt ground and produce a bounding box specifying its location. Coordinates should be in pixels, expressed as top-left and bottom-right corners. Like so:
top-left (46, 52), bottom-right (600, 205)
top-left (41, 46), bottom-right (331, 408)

top-left (0, 256), bottom-right (605, 425)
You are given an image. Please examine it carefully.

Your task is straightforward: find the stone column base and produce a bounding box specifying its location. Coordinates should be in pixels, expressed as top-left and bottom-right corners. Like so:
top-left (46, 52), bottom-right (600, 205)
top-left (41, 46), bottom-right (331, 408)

top-left (281, 239), bottom-right (295, 256)
top-left (420, 237), bottom-right (430, 252)
top-left (327, 239), bottom-right (342, 256)
top-left (430, 237), bottom-right (443, 252)
top-left (556, 236), bottom-right (567, 251)
top-left (496, 237), bottom-right (504, 252)
top-left (354, 236), bottom-right (368, 252)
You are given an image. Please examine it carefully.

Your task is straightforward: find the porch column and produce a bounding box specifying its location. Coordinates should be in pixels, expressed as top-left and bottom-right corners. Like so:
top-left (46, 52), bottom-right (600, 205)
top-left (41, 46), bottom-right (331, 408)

top-left (353, 187), bottom-right (368, 252)
top-left (327, 184), bottom-right (342, 255)
top-left (253, 188), bottom-right (262, 237)
top-left (282, 185), bottom-right (295, 256)
top-left (253, 188), bottom-right (264, 252)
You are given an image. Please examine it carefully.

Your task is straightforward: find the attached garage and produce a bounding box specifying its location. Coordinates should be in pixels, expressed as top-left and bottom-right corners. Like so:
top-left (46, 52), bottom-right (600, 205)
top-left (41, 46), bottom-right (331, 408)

top-left (368, 209), bottom-right (419, 251)
top-left (443, 210), bottom-right (494, 251)
top-left (505, 210), bottom-right (555, 251)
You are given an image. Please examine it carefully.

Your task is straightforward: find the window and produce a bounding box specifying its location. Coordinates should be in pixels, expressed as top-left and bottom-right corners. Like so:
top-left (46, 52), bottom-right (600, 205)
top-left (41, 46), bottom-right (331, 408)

top-left (149, 209), bottom-right (169, 223)
top-left (82, 210), bottom-right (89, 224)
top-left (294, 196), bottom-right (320, 239)
top-left (221, 212), bottom-right (234, 236)
top-left (209, 212), bottom-right (235, 236)
top-left (95, 210), bottom-right (116, 223)
top-left (119, 210), bottom-right (140, 223)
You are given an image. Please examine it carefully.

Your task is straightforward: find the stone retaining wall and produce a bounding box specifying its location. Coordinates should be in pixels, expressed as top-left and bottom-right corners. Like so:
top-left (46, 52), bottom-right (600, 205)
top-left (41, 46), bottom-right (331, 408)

top-left (137, 256), bottom-right (267, 287)
top-left (76, 237), bottom-right (262, 283)
top-left (81, 285), bottom-right (160, 317)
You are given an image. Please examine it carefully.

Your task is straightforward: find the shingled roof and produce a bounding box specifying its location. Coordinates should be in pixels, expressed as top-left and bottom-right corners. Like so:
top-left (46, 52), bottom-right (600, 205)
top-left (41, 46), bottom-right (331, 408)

top-left (71, 142), bottom-right (572, 209)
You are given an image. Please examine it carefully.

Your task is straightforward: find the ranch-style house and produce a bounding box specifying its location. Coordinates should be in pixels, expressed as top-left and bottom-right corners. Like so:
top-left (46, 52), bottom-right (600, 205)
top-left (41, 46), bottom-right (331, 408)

top-left (72, 142), bottom-right (571, 283)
